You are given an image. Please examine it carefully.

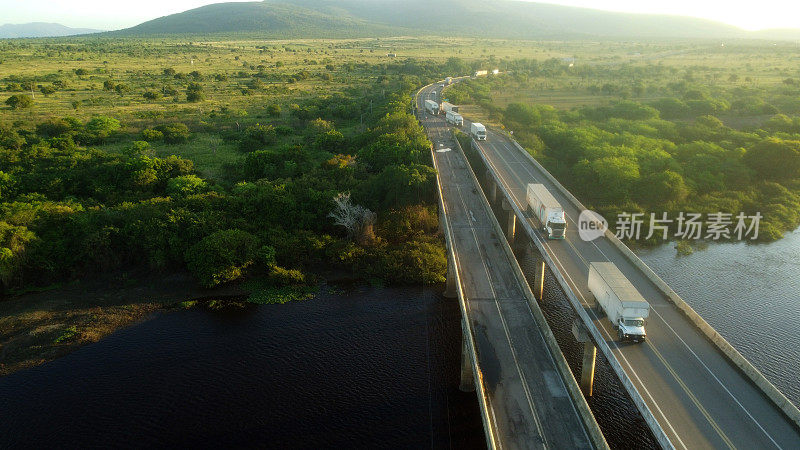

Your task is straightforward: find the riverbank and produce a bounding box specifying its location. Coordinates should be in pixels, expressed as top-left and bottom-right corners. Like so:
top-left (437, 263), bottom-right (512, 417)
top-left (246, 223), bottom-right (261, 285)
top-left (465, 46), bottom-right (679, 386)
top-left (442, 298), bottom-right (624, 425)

top-left (0, 283), bottom-right (484, 448)
top-left (0, 270), bottom-right (246, 377)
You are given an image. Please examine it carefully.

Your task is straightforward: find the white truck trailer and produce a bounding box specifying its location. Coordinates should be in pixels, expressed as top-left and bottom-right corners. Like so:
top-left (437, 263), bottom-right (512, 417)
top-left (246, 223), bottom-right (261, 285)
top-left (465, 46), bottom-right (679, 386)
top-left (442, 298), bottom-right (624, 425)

top-left (470, 122), bottom-right (487, 141)
top-left (440, 102), bottom-right (459, 114)
top-left (446, 111), bottom-right (463, 126)
top-left (424, 99), bottom-right (439, 115)
top-left (589, 262), bottom-right (650, 343)
top-left (526, 184), bottom-right (567, 239)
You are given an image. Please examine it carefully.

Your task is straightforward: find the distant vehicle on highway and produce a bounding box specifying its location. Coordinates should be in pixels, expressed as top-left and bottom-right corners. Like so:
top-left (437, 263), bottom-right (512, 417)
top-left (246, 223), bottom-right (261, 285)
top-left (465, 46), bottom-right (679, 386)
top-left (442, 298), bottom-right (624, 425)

top-left (491, 69), bottom-right (500, 75)
top-left (424, 99), bottom-right (439, 115)
top-left (470, 122), bottom-right (486, 140)
top-left (589, 262), bottom-right (650, 342)
top-left (474, 70), bottom-right (488, 77)
top-left (440, 101), bottom-right (458, 114)
top-left (526, 184), bottom-right (567, 239)
top-left (446, 110), bottom-right (463, 126)
top-left (445, 77), bottom-right (453, 85)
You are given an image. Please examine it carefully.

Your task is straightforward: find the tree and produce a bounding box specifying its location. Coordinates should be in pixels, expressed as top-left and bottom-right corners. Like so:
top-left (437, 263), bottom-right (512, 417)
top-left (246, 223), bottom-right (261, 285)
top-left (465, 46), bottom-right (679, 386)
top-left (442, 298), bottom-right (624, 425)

top-left (185, 229), bottom-right (261, 287)
top-left (85, 116), bottom-right (121, 142)
top-left (329, 192), bottom-right (376, 245)
top-left (103, 80), bottom-right (115, 91)
top-left (186, 82), bottom-right (204, 102)
top-left (156, 123), bottom-right (190, 144)
top-left (239, 123), bottom-right (276, 151)
top-left (39, 85), bottom-right (56, 96)
top-left (744, 138), bottom-right (800, 181)
top-left (166, 175), bottom-right (207, 197)
top-left (267, 104), bottom-right (281, 117)
top-left (5, 94), bottom-right (32, 109)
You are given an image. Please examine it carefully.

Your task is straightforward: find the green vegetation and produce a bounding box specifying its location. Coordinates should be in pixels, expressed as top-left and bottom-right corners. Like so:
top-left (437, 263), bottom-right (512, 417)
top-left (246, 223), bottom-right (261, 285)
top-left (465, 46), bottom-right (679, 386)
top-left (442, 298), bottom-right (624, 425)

top-left (446, 42), bottom-right (800, 242)
top-left (0, 37), bottom-right (463, 296)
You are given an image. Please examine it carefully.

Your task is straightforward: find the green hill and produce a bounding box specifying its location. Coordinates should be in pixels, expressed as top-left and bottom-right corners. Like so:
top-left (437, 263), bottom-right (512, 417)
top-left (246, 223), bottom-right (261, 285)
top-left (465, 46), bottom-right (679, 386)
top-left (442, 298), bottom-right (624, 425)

top-left (115, 0), bottom-right (786, 40)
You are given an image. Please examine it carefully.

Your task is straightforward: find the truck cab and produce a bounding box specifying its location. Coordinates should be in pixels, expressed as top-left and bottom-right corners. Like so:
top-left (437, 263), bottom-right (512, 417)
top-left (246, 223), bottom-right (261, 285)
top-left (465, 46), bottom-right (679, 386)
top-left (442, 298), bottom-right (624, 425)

top-left (544, 210), bottom-right (567, 239)
top-left (618, 317), bottom-right (646, 342)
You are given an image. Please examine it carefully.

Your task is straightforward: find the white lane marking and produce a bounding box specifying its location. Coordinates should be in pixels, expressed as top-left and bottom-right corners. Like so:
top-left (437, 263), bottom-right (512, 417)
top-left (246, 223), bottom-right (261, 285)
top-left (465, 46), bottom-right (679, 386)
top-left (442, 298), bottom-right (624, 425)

top-left (484, 131), bottom-right (784, 448)
top-left (476, 136), bottom-right (688, 449)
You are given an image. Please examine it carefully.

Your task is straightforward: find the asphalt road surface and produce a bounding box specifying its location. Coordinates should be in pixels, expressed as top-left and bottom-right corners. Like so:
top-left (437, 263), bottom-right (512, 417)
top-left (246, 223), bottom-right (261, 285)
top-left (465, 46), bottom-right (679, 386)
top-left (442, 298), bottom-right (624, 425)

top-left (442, 88), bottom-right (800, 449)
top-left (420, 88), bottom-right (596, 449)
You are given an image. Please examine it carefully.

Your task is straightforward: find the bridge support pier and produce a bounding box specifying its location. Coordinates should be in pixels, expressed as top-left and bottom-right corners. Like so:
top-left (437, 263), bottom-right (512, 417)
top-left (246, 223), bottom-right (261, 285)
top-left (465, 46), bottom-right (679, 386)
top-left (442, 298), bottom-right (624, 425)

top-left (485, 171), bottom-right (497, 203)
top-left (459, 320), bottom-right (476, 392)
top-left (536, 260), bottom-right (545, 301)
top-left (572, 321), bottom-right (597, 396)
top-left (502, 199), bottom-right (516, 244)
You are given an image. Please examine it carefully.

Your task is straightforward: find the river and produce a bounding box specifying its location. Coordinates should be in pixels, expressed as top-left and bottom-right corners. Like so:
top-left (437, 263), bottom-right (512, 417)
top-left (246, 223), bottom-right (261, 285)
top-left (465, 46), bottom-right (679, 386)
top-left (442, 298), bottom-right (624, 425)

top-left (637, 228), bottom-right (800, 407)
top-left (1, 229), bottom-right (797, 448)
top-left (0, 284), bottom-right (485, 449)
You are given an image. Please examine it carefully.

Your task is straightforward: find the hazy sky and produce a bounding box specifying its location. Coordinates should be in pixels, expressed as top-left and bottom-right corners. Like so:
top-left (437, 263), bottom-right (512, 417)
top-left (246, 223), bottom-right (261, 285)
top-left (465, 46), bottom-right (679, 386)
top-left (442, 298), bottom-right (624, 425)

top-left (1, 0), bottom-right (799, 31)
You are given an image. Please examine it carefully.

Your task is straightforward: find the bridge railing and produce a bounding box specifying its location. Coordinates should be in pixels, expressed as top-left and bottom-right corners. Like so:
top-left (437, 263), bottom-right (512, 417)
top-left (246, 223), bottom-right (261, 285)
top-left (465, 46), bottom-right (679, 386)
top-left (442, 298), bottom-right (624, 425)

top-left (466, 132), bottom-right (675, 449)
top-left (450, 131), bottom-right (609, 450)
top-left (492, 127), bottom-right (800, 430)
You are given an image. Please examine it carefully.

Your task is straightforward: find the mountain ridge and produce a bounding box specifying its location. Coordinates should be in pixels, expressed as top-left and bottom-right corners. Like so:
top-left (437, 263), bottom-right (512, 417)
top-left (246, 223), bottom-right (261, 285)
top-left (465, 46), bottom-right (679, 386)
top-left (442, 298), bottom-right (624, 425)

top-left (100, 0), bottom-right (800, 41)
top-left (0, 22), bottom-right (103, 38)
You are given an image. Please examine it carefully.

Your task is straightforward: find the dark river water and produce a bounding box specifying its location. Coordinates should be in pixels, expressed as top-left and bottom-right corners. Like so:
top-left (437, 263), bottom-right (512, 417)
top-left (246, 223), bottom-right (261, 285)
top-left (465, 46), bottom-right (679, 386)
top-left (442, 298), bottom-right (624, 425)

top-left (0, 285), bottom-right (485, 449)
top-left (2, 234), bottom-right (797, 449)
top-left (637, 228), bottom-right (800, 408)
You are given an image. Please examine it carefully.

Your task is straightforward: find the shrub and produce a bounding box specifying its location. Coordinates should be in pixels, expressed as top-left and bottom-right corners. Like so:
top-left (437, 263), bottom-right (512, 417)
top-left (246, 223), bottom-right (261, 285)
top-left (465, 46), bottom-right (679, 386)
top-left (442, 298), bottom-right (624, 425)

top-left (141, 128), bottom-right (164, 141)
top-left (156, 123), bottom-right (190, 144)
top-left (185, 229), bottom-right (261, 288)
top-left (267, 104), bottom-right (281, 117)
top-left (5, 94), bottom-right (33, 109)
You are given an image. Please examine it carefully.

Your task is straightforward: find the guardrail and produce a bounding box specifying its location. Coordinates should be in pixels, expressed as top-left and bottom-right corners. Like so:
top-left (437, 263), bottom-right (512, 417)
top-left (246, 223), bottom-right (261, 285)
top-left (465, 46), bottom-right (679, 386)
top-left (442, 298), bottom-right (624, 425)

top-left (450, 131), bottom-right (609, 450)
top-left (466, 132), bottom-right (675, 450)
top-left (494, 128), bottom-right (800, 430)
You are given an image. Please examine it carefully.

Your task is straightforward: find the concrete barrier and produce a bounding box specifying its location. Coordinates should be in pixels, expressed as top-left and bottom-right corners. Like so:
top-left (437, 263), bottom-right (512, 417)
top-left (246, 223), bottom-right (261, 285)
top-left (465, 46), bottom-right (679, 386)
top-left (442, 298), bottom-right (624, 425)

top-left (451, 131), bottom-right (609, 450)
top-left (493, 127), bottom-right (800, 430)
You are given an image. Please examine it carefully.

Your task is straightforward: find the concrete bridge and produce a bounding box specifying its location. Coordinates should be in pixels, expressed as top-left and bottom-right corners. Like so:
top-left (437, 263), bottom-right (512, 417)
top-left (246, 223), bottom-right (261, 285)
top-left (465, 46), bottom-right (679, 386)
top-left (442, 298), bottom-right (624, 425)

top-left (416, 81), bottom-right (800, 449)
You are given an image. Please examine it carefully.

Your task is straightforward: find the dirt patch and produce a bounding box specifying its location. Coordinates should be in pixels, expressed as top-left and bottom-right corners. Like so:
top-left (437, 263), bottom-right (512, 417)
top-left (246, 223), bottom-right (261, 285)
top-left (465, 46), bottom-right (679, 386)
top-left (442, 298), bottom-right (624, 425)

top-left (0, 270), bottom-right (245, 377)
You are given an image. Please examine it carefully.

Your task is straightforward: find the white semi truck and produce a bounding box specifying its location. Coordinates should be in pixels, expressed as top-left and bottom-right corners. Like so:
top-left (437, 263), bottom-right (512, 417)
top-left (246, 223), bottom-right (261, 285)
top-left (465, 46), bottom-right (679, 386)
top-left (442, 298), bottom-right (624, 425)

top-left (424, 99), bottom-right (439, 115)
top-left (526, 184), bottom-right (567, 239)
top-left (446, 110), bottom-right (463, 126)
top-left (589, 262), bottom-right (650, 343)
top-left (470, 122), bottom-right (486, 141)
top-left (440, 102), bottom-right (459, 114)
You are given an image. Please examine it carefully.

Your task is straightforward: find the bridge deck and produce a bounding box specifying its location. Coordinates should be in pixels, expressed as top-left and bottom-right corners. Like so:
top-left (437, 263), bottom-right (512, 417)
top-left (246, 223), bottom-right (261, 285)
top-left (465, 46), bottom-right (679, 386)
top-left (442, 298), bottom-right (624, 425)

top-left (468, 118), bottom-right (800, 449)
top-left (423, 112), bottom-right (596, 449)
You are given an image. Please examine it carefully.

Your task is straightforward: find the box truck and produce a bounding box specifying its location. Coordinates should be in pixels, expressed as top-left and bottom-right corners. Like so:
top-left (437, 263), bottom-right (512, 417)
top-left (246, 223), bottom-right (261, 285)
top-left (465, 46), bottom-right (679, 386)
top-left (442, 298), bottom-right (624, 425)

top-left (424, 99), bottom-right (439, 115)
top-left (474, 70), bottom-right (488, 77)
top-left (470, 122), bottom-right (487, 141)
top-left (440, 102), bottom-right (459, 114)
top-left (589, 262), bottom-right (650, 343)
top-left (446, 111), bottom-right (463, 126)
top-left (526, 184), bottom-right (567, 239)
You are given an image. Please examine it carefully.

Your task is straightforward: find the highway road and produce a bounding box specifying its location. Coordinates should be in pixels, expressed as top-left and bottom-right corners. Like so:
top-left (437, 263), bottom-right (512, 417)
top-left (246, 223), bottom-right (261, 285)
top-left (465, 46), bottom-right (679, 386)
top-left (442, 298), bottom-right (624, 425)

top-left (445, 100), bottom-right (800, 449)
top-left (418, 87), bottom-right (598, 449)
